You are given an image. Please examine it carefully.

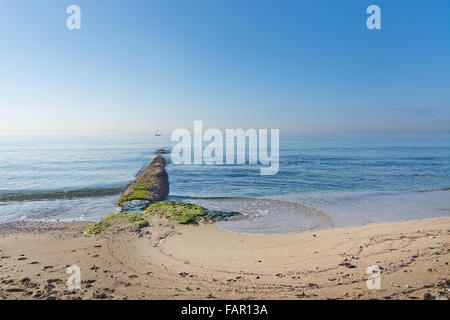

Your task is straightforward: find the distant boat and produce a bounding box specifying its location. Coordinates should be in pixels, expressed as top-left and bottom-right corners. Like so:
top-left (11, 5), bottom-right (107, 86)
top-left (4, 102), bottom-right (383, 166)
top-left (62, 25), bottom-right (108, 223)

top-left (155, 130), bottom-right (161, 136)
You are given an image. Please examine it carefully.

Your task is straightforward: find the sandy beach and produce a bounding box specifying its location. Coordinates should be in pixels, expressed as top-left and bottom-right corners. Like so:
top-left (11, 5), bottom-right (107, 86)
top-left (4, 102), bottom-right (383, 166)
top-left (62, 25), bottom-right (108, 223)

top-left (0, 216), bottom-right (448, 300)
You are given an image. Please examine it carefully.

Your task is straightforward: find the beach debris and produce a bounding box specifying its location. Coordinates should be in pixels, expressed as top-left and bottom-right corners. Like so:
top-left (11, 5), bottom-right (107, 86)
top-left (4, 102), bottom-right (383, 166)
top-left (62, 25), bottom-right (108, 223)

top-left (423, 292), bottom-right (436, 300)
top-left (47, 278), bottom-right (63, 285)
top-left (339, 261), bottom-right (357, 269)
top-left (1, 279), bottom-right (14, 284)
top-left (21, 277), bottom-right (38, 288)
top-left (6, 288), bottom-right (25, 293)
top-left (118, 155), bottom-right (169, 206)
top-left (275, 273), bottom-right (283, 278)
top-left (306, 283), bottom-right (321, 289)
top-left (92, 290), bottom-right (109, 299)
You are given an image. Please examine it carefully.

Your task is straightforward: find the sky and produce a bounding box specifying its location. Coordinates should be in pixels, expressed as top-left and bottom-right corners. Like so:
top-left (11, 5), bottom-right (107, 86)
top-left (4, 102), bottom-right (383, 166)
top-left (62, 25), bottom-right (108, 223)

top-left (0, 0), bottom-right (449, 135)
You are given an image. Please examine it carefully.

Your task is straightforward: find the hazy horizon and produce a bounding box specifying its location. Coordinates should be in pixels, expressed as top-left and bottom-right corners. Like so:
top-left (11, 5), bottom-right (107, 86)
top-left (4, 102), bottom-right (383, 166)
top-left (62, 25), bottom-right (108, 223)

top-left (1, 0), bottom-right (449, 135)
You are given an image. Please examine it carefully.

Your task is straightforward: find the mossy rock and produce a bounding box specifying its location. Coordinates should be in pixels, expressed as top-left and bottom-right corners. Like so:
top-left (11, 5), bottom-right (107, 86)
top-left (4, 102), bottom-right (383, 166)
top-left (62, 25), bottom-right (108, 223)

top-left (84, 212), bottom-right (149, 235)
top-left (144, 201), bottom-right (211, 224)
top-left (118, 156), bottom-right (169, 206)
top-left (117, 167), bottom-right (166, 206)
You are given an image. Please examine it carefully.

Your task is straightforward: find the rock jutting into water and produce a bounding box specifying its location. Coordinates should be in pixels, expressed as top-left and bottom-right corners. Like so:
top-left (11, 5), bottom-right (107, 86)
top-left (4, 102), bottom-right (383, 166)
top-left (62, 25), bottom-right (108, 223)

top-left (117, 155), bottom-right (169, 207)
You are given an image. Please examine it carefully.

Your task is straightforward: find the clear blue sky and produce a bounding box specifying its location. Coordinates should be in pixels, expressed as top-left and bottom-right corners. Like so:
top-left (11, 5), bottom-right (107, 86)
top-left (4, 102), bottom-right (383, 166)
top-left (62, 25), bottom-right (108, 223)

top-left (1, 0), bottom-right (449, 135)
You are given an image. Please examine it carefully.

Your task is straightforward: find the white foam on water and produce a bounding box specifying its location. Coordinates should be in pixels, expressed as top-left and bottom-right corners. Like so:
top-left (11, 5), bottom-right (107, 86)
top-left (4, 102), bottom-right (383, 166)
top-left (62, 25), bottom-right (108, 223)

top-left (179, 189), bottom-right (449, 234)
top-left (183, 197), bottom-right (333, 234)
top-left (0, 195), bottom-right (120, 224)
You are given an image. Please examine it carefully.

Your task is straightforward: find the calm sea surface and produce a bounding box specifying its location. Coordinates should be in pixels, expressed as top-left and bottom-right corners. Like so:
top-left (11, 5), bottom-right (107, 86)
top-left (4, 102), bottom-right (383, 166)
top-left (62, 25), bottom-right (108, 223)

top-left (0, 134), bottom-right (449, 233)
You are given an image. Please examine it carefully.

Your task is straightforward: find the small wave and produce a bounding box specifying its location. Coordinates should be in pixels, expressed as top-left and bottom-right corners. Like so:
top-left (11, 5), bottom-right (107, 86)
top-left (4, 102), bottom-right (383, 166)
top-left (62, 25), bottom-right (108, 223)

top-left (172, 195), bottom-right (334, 234)
top-left (0, 187), bottom-right (124, 202)
top-left (415, 187), bottom-right (450, 193)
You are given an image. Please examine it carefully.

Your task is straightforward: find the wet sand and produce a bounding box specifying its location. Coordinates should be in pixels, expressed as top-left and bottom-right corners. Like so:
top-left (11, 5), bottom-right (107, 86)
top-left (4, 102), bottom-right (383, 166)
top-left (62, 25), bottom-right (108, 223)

top-left (0, 216), bottom-right (448, 300)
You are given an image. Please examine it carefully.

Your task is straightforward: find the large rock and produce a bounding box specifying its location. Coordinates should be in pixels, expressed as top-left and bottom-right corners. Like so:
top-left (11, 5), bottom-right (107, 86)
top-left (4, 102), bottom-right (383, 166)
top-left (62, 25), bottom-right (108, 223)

top-left (117, 155), bottom-right (169, 206)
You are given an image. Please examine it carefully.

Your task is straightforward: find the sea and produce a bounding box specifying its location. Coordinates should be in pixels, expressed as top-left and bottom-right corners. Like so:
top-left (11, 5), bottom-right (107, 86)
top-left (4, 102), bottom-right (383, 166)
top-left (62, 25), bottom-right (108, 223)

top-left (0, 134), bottom-right (449, 234)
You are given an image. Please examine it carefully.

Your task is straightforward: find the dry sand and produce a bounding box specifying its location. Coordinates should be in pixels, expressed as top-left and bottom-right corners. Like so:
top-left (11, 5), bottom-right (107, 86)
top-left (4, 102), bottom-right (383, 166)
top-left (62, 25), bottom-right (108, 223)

top-left (0, 216), bottom-right (448, 300)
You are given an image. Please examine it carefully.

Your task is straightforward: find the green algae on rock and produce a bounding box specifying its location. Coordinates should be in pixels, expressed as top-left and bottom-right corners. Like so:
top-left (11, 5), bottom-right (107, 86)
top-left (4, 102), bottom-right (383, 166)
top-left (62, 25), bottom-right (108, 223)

top-left (84, 212), bottom-right (149, 235)
top-left (144, 201), bottom-right (211, 224)
top-left (118, 155), bottom-right (169, 206)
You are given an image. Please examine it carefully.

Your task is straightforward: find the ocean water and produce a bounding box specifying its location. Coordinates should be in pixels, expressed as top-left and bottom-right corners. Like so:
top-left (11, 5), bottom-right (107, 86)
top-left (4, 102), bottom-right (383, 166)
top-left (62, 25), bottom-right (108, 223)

top-left (0, 134), bottom-right (449, 234)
